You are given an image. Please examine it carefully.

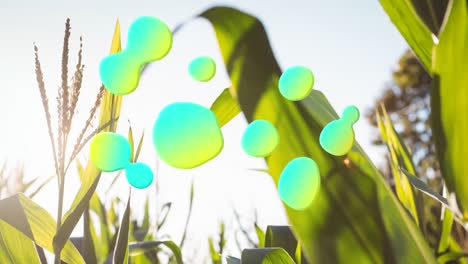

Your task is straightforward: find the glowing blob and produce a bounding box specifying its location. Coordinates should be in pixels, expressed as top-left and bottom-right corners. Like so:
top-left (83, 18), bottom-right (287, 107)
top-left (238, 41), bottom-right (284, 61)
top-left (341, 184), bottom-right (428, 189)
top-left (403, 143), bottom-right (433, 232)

top-left (99, 53), bottom-right (141, 95)
top-left (125, 162), bottom-right (154, 189)
top-left (278, 66), bottom-right (314, 101)
top-left (90, 132), bottom-right (131, 172)
top-left (241, 120), bottom-right (279, 157)
top-left (319, 105), bottom-right (360, 156)
top-left (153, 102), bottom-right (224, 169)
top-left (188, 56), bottom-right (216, 82)
top-left (99, 16), bottom-right (172, 95)
top-left (278, 157), bottom-right (320, 210)
top-left (126, 16), bottom-right (173, 62)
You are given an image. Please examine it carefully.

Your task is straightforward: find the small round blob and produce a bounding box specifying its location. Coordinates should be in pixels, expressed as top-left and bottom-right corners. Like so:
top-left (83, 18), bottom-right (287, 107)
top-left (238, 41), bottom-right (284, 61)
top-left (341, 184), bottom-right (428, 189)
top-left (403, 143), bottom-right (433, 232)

top-left (127, 16), bottom-right (173, 62)
top-left (153, 102), bottom-right (224, 169)
top-left (99, 53), bottom-right (140, 95)
top-left (90, 132), bottom-right (131, 172)
top-left (188, 56), bottom-right (216, 82)
top-left (319, 105), bottom-right (359, 156)
top-left (342, 105), bottom-right (360, 124)
top-left (278, 66), bottom-right (314, 101)
top-left (278, 157), bottom-right (320, 210)
top-left (241, 120), bottom-right (279, 157)
top-left (125, 162), bottom-right (154, 189)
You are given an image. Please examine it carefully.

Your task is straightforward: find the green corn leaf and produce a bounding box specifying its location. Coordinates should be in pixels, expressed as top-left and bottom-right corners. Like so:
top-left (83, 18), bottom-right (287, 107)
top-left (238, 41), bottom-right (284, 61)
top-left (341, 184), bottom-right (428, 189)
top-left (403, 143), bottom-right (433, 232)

top-left (241, 248), bottom-right (295, 264)
top-left (210, 87), bottom-right (241, 127)
top-left (254, 223), bottom-right (265, 248)
top-left (54, 19), bottom-right (124, 254)
top-left (437, 186), bottom-right (453, 254)
top-left (129, 240), bottom-right (182, 264)
top-left (379, 0), bottom-right (435, 71)
top-left (431, 0), bottom-right (468, 219)
top-left (226, 256), bottom-right (241, 264)
top-left (376, 107), bottom-right (422, 226)
top-left (113, 192), bottom-right (131, 264)
top-left (0, 220), bottom-right (41, 264)
top-left (264, 226), bottom-right (297, 261)
top-left (193, 6), bottom-right (435, 263)
top-left (0, 193), bottom-right (84, 263)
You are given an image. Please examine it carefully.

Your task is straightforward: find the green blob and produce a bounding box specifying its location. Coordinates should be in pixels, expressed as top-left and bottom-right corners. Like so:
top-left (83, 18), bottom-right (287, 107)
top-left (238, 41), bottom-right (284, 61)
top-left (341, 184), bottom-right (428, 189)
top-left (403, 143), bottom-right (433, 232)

top-left (125, 162), bottom-right (154, 189)
top-left (127, 16), bottom-right (173, 62)
top-left (278, 66), bottom-right (314, 101)
top-left (241, 120), bottom-right (279, 157)
top-left (319, 105), bottom-right (360, 156)
top-left (153, 102), bottom-right (224, 169)
top-left (99, 16), bottom-right (172, 95)
top-left (188, 56), bottom-right (216, 82)
top-left (278, 157), bottom-right (320, 210)
top-left (90, 132), bottom-right (131, 172)
top-left (99, 53), bottom-right (141, 95)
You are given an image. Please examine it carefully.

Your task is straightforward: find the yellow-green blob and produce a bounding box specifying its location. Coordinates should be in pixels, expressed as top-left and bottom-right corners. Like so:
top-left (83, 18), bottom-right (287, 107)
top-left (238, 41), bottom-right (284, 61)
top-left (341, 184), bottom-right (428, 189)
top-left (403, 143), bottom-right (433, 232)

top-left (278, 157), bottom-right (320, 210)
top-left (188, 56), bottom-right (216, 82)
top-left (153, 102), bottom-right (224, 169)
top-left (127, 16), bottom-right (173, 63)
top-left (278, 66), bottom-right (314, 101)
top-left (99, 53), bottom-right (141, 95)
top-left (125, 162), bottom-right (154, 189)
top-left (241, 120), bottom-right (279, 157)
top-left (90, 132), bottom-right (131, 172)
top-left (319, 105), bottom-right (360, 156)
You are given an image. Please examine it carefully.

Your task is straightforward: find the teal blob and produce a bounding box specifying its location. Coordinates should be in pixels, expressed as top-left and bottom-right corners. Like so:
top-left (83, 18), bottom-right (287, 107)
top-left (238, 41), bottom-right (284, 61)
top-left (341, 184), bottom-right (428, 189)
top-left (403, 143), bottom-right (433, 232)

top-left (90, 132), bottom-right (131, 172)
top-left (153, 102), bottom-right (224, 169)
top-left (319, 105), bottom-right (360, 156)
top-left (99, 53), bottom-right (141, 95)
top-left (125, 162), bottom-right (154, 189)
top-left (241, 120), bottom-right (279, 157)
top-left (278, 157), bottom-right (320, 210)
top-left (188, 56), bottom-right (216, 82)
top-left (278, 66), bottom-right (314, 101)
top-left (127, 16), bottom-right (173, 62)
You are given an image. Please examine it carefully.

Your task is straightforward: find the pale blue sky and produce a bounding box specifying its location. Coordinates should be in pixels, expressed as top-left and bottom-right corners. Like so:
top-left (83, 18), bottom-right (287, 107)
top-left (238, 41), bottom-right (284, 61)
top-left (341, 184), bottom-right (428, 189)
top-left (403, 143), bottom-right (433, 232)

top-left (0, 0), bottom-right (407, 262)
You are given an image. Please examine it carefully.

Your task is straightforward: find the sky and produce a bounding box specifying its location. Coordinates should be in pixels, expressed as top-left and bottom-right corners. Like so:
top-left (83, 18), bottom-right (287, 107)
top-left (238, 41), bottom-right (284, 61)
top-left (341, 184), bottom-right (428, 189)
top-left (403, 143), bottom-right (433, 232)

top-left (0, 0), bottom-right (408, 262)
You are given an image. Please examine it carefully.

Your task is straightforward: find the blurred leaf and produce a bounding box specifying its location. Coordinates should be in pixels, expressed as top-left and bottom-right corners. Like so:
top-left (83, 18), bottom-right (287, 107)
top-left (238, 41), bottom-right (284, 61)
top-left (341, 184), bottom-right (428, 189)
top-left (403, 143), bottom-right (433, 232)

top-left (254, 223), bottom-right (265, 248)
top-left (134, 132), bottom-right (145, 162)
top-left (129, 240), bottom-right (182, 264)
top-left (157, 202), bottom-right (172, 230)
top-left (0, 194), bottom-right (84, 263)
top-left (210, 87), bottom-right (241, 127)
top-left (113, 192), bottom-right (131, 264)
top-left (83, 205), bottom-right (98, 264)
top-left (28, 175), bottom-right (54, 199)
top-left (208, 237), bottom-right (221, 264)
top-left (54, 19), bottom-right (124, 254)
top-left (431, 0), bottom-right (468, 219)
top-left (226, 256), bottom-right (241, 264)
top-left (0, 220), bottom-right (41, 264)
top-left (128, 126), bottom-right (135, 162)
top-left (241, 248), bottom-right (295, 264)
top-left (264, 226), bottom-right (297, 261)
top-left (197, 6), bottom-right (435, 263)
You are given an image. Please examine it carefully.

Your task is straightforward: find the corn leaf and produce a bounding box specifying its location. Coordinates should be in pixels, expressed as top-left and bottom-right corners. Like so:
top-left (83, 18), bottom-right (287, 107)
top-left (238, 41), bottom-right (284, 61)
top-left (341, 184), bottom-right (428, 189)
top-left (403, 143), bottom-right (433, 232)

top-left (54, 19), bottom-right (124, 253)
top-left (431, 0), bottom-right (468, 219)
top-left (196, 6), bottom-right (435, 263)
top-left (376, 107), bottom-right (422, 226)
top-left (379, 0), bottom-right (435, 71)
top-left (0, 220), bottom-right (41, 264)
top-left (113, 192), bottom-right (131, 264)
top-left (210, 87), bottom-right (241, 127)
top-left (241, 248), bottom-right (295, 264)
top-left (129, 240), bottom-right (182, 264)
top-left (0, 193), bottom-right (84, 263)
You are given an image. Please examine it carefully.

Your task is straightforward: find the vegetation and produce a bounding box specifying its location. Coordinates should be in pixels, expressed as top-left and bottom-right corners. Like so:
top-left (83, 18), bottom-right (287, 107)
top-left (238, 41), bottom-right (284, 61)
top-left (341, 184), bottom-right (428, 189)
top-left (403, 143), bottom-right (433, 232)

top-left (0, 0), bottom-right (468, 263)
